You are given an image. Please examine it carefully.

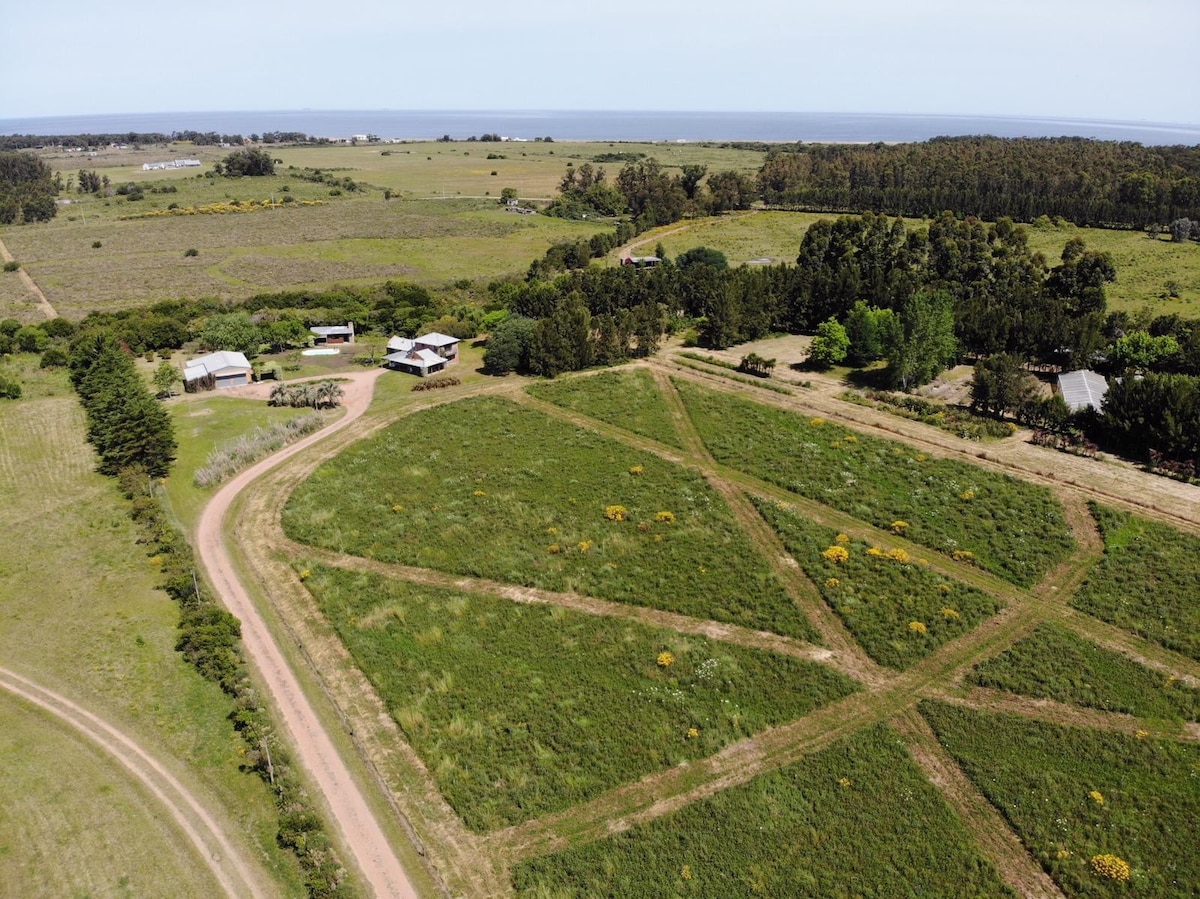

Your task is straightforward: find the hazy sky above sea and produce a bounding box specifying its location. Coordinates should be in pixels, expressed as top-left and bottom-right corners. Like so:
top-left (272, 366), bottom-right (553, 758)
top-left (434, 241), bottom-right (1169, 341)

top-left (4, 0), bottom-right (1197, 124)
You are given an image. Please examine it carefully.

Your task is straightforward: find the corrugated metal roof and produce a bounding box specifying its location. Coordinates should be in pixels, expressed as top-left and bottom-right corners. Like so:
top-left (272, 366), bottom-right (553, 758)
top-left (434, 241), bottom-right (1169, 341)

top-left (1057, 370), bottom-right (1109, 412)
top-left (184, 350), bottom-right (252, 380)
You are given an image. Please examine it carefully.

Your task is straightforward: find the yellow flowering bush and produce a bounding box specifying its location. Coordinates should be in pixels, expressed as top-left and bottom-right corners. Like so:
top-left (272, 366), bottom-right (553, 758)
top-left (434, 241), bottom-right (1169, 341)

top-left (391, 504), bottom-right (404, 512)
top-left (809, 417), bottom-right (826, 427)
top-left (952, 549), bottom-right (975, 562)
top-left (886, 547), bottom-right (911, 564)
top-left (547, 543), bottom-right (561, 554)
top-left (1135, 729), bottom-right (1149, 740)
top-left (628, 464), bottom-right (644, 475)
top-left (657, 651), bottom-right (676, 668)
top-left (605, 505), bottom-right (628, 521)
top-left (959, 489), bottom-right (976, 500)
top-left (835, 532), bottom-right (851, 544)
top-left (825, 577), bottom-right (841, 588)
top-left (938, 583), bottom-right (952, 594)
top-left (822, 545), bottom-right (850, 563)
top-left (838, 776), bottom-right (852, 787)
top-left (298, 568), bottom-right (312, 581)
top-left (890, 520), bottom-right (909, 534)
top-left (577, 540), bottom-right (592, 553)
top-left (866, 546), bottom-right (885, 557)
top-left (1090, 854), bottom-right (1130, 881)
top-left (473, 489), bottom-right (487, 497)
top-left (686, 727), bottom-right (700, 739)
top-left (940, 607), bottom-right (960, 620)
top-left (1089, 790), bottom-right (1105, 805)
top-left (654, 510), bottom-right (676, 523)
top-left (843, 435), bottom-right (857, 443)
top-left (908, 621), bottom-right (928, 634)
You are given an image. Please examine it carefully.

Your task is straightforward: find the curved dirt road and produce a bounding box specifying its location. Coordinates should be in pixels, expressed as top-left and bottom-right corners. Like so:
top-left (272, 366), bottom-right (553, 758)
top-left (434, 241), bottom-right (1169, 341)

top-left (0, 666), bottom-right (270, 898)
top-left (197, 369), bottom-right (420, 899)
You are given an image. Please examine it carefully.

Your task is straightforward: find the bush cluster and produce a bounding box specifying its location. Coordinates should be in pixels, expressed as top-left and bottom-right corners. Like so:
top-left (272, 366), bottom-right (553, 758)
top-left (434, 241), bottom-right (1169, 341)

top-left (410, 375), bottom-right (460, 391)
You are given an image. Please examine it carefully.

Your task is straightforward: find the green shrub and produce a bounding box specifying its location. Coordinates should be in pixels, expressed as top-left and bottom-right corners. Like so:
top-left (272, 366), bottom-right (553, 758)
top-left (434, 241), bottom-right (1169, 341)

top-left (2, 260), bottom-right (18, 272)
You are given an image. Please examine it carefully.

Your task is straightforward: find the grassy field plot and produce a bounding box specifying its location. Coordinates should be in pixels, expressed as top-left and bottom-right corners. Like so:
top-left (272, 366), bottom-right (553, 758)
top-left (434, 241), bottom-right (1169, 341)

top-left (526, 368), bottom-right (685, 448)
top-left (0, 694), bottom-right (223, 898)
top-left (969, 622), bottom-right (1200, 723)
top-left (300, 565), bottom-right (856, 831)
top-left (1071, 505), bottom-right (1200, 663)
top-left (675, 379), bottom-right (1075, 586)
top-left (283, 396), bottom-right (816, 639)
top-left (0, 267), bottom-right (41, 322)
top-left (753, 496), bottom-right (1003, 669)
top-left (512, 723), bottom-right (1013, 897)
top-left (921, 701), bottom-right (1200, 897)
top-left (0, 375), bottom-right (295, 892)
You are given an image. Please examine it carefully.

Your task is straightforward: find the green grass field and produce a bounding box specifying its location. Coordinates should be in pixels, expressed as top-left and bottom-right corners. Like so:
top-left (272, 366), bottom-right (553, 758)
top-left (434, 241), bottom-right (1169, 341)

top-left (0, 367), bottom-right (299, 895)
top-left (1071, 505), bottom-right (1200, 663)
top-left (300, 564), bottom-right (856, 832)
top-left (968, 622), bottom-right (1200, 723)
top-left (282, 396), bottom-right (816, 639)
top-left (922, 701), bottom-right (1200, 897)
top-left (674, 379), bottom-right (1076, 586)
top-left (512, 723), bottom-right (1014, 897)
top-left (526, 368), bottom-right (686, 448)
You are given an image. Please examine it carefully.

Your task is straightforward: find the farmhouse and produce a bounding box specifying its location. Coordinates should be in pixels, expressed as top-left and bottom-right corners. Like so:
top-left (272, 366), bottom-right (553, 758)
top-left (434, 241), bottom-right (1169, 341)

top-left (184, 350), bottom-right (253, 391)
top-left (382, 332), bottom-right (460, 377)
top-left (1057, 369), bottom-right (1109, 413)
top-left (310, 323), bottom-right (355, 345)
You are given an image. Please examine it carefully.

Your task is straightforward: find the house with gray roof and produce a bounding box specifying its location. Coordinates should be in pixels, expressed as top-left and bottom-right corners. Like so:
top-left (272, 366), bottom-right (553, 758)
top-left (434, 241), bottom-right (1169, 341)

top-left (310, 323), bottom-right (355, 345)
top-left (184, 350), bottom-right (253, 391)
top-left (383, 332), bottom-right (460, 377)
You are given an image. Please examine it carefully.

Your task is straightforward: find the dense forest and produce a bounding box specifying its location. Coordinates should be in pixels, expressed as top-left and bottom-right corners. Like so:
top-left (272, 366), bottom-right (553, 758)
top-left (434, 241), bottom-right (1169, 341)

top-left (756, 137), bottom-right (1200, 228)
top-left (0, 130), bottom-right (324, 151)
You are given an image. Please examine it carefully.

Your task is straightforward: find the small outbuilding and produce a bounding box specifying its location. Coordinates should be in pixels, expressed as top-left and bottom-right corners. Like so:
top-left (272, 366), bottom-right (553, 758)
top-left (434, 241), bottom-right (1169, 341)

top-left (1057, 369), bottom-right (1109, 413)
top-left (310, 323), bottom-right (355, 345)
top-left (184, 350), bottom-right (253, 391)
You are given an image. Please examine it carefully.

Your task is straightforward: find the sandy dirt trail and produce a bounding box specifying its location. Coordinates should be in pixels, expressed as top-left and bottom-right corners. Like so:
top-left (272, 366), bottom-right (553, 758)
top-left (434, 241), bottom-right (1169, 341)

top-left (0, 666), bottom-right (271, 898)
top-left (196, 369), bottom-right (421, 899)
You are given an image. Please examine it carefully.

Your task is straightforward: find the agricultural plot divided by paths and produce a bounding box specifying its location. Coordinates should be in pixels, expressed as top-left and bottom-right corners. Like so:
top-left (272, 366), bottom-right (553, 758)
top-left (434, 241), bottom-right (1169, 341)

top-left (212, 359), bottom-right (1199, 898)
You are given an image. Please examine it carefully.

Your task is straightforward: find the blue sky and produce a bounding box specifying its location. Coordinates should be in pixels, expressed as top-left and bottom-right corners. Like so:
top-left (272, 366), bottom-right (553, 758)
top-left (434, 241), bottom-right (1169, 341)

top-left (4, 0), bottom-right (1197, 124)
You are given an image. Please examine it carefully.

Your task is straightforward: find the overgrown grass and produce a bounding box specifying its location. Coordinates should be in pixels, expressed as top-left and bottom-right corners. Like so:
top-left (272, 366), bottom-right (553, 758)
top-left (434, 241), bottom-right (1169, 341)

top-left (968, 622), bottom-right (1200, 723)
top-left (842, 389), bottom-right (1018, 441)
top-left (676, 380), bottom-right (1075, 586)
top-left (193, 412), bottom-right (326, 487)
top-left (300, 565), bottom-right (856, 831)
top-left (512, 723), bottom-right (1014, 897)
top-left (283, 397), bottom-right (816, 639)
top-left (921, 700), bottom-right (1200, 897)
top-left (753, 496), bottom-right (1003, 669)
top-left (672, 357), bottom-right (796, 394)
top-left (526, 368), bottom-right (685, 448)
top-left (1071, 504), bottom-right (1200, 663)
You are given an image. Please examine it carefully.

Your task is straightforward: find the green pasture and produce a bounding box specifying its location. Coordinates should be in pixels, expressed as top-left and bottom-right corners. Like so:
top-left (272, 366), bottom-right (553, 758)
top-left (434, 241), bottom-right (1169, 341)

top-left (753, 496), bottom-right (1003, 669)
top-left (300, 565), bottom-right (855, 831)
top-left (1071, 505), bottom-right (1200, 663)
top-left (526, 368), bottom-right (686, 448)
top-left (282, 396), bottom-right (816, 639)
top-left (0, 371), bottom-right (298, 893)
top-left (922, 701), bottom-right (1200, 897)
top-left (512, 723), bottom-right (1013, 897)
top-left (0, 693), bottom-right (224, 898)
top-left (969, 622), bottom-right (1200, 724)
top-left (674, 379), bottom-right (1076, 586)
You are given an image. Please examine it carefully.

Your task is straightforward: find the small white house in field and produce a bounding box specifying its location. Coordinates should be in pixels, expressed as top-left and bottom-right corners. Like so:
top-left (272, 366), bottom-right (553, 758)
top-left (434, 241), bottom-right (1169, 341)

top-left (1057, 370), bottom-right (1109, 413)
top-left (310, 323), bottom-right (355, 345)
top-left (184, 350), bottom-right (253, 391)
top-left (382, 332), bottom-right (461, 377)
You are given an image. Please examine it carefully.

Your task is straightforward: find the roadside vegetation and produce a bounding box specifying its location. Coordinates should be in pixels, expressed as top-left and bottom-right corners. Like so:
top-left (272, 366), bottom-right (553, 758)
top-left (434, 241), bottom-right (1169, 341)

top-left (300, 564), bottom-right (856, 831)
top-left (922, 701), bottom-right (1200, 897)
top-left (1071, 504), bottom-right (1200, 663)
top-left (512, 724), bottom-right (1014, 897)
top-left (675, 380), bottom-right (1075, 586)
top-left (282, 397), bottom-right (816, 639)
top-left (968, 622), bottom-right (1200, 722)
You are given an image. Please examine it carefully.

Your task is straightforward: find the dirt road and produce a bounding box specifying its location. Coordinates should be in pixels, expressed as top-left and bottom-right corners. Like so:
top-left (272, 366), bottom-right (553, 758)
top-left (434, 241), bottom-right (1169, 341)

top-left (196, 369), bottom-right (421, 899)
top-left (0, 666), bottom-right (272, 898)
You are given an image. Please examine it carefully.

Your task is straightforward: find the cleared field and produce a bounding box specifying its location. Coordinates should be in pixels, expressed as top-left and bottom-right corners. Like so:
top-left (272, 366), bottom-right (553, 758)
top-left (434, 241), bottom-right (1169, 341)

top-left (969, 622), bottom-right (1200, 723)
top-left (301, 564), bottom-right (856, 831)
top-left (0, 266), bottom-right (42, 323)
top-left (282, 396), bottom-right (816, 639)
top-left (922, 701), bottom-right (1200, 897)
top-left (512, 724), bottom-right (1014, 897)
top-left (0, 371), bottom-right (297, 895)
top-left (0, 693), bottom-right (223, 898)
top-left (675, 379), bottom-right (1076, 586)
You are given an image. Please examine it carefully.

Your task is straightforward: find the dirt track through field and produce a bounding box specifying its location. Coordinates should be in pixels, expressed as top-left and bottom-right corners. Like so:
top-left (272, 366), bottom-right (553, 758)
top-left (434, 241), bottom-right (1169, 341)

top-left (0, 666), bottom-right (271, 898)
top-left (196, 369), bottom-right (421, 899)
top-left (0, 235), bottom-right (58, 319)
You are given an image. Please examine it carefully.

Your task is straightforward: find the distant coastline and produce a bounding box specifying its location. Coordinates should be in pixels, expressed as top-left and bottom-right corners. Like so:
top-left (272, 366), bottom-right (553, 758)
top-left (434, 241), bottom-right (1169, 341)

top-left (2, 110), bottom-right (1199, 146)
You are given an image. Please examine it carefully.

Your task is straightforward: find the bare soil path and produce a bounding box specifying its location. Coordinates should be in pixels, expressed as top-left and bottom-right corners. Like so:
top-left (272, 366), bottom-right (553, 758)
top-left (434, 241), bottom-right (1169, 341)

top-left (196, 369), bottom-right (422, 899)
top-left (0, 235), bottom-right (58, 319)
top-left (0, 666), bottom-right (272, 898)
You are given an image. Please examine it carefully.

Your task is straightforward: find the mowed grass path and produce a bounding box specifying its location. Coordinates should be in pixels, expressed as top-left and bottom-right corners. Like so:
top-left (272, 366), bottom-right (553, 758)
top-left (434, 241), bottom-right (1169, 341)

top-left (0, 368), bottom-right (296, 895)
top-left (283, 396), bottom-right (816, 639)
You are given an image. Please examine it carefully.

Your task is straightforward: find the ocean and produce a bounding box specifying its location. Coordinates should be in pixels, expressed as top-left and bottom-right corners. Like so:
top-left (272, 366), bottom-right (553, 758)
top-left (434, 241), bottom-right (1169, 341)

top-left (2, 110), bottom-right (1199, 146)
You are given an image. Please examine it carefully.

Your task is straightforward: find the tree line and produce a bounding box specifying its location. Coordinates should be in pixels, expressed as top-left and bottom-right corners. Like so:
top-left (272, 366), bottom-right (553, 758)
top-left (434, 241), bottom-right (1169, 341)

top-left (0, 151), bottom-right (58, 223)
top-left (0, 130), bottom-right (330, 151)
